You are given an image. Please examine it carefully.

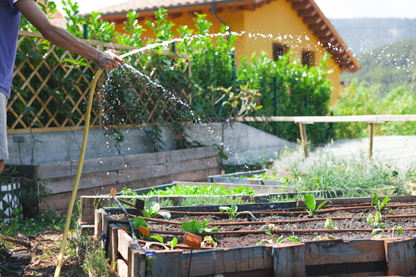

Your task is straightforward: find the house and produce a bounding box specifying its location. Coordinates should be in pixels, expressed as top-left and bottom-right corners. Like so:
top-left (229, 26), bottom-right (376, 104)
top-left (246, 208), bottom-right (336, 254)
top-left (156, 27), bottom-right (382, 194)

top-left (97, 0), bottom-right (360, 103)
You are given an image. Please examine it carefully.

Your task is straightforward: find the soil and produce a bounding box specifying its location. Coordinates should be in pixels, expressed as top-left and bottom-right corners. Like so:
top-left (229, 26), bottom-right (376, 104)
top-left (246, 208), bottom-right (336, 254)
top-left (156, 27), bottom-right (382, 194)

top-left (8, 230), bottom-right (86, 277)
top-left (117, 202), bottom-right (416, 251)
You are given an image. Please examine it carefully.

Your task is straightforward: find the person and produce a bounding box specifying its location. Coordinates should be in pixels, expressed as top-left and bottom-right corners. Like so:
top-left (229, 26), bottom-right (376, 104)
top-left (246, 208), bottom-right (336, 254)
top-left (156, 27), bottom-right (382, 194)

top-left (0, 0), bottom-right (124, 275)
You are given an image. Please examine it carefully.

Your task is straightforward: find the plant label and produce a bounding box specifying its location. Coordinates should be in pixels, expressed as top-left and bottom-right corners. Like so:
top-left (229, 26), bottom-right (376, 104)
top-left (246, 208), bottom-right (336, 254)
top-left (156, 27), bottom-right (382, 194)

top-left (139, 225), bottom-right (150, 237)
top-left (111, 187), bottom-right (116, 197)
top-left (135, 199), bottom-right (145, 210)
top-left (184, 232), bottom-right (201, 250)
top-left (120, 226), bottom-right (128, 233)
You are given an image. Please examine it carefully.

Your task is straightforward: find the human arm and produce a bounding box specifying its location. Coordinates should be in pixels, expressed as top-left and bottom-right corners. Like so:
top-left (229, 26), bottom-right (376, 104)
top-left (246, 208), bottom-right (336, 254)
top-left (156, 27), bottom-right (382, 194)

top-left (14, 0), bottom-right (124, 70)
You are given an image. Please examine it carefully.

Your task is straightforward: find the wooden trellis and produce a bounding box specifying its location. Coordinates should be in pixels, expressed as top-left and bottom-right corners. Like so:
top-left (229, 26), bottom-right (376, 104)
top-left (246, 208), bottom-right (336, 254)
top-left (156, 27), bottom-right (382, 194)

top-left (8, 31), bottom-right (191, 135)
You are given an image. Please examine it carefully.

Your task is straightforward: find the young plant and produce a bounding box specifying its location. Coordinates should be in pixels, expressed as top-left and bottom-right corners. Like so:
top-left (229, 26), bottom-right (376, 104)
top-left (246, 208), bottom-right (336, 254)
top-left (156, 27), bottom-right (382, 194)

top-left (371, 193), bottom-right (391, 211)
top-left (219, 204), bottom-right (257, 221)
top-left (258, 229), bottom-right (300, 245)
top-left (201, 236), bottom-right (217, 247)
top-left (131, 217), bottom-right (150, 239)
top-left (324, 218), bottom-right (337, 230)
top-left (303, 194), bottom-right (329, 216)
top-left (168, 237), bottom-right (178, 250)
top-left (367, 212), bottom-right (385, 228)
top-left (314, 235), bottom-right (336, 241)
top-left (261, 223), bottom-right (281, 232)
top-left (372, 226), bottom-right (402, 238)
top-left (142, 202), bottom-right (171, 220)
top-left (181, 219), bottom-right (220, 234)
top-left (392, 226), bottom-right (403, 237)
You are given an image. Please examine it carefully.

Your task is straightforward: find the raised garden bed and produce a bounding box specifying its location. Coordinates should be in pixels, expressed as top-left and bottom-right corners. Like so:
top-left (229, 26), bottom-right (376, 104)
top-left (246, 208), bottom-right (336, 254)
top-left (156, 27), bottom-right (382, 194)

top-left (93, 195), bottom-right (416, 276)
top-left (208, 169), bottom-right (296, 186)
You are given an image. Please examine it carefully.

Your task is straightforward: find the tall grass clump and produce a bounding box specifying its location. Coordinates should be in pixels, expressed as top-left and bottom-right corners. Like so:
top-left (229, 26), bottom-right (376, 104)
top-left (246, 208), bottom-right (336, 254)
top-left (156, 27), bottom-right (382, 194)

top-left (273, 146), bottom-right (407, 194)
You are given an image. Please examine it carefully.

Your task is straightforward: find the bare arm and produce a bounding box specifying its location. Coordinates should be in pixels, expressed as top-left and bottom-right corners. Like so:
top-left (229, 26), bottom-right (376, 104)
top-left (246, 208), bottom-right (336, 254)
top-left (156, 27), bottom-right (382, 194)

top-left (15, 0), bottom-right (125, 70)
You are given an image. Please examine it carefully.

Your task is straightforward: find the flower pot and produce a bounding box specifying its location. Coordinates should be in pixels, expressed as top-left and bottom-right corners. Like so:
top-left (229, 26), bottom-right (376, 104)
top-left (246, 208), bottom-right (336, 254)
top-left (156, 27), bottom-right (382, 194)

top-left (0, 183), bottom-right (22, 223)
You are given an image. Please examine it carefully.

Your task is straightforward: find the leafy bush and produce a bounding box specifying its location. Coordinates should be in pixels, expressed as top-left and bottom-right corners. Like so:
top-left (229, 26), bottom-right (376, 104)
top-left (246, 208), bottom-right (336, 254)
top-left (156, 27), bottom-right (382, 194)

top-left (146, 185), bottom-right (255, 196)
top-left (332, 81), bottom-right (416, 139)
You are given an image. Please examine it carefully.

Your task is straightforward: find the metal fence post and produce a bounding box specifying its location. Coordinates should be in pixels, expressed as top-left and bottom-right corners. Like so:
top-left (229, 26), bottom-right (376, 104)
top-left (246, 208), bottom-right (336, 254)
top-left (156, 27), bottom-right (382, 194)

top-left (83, 23), bottom-right (89, 40)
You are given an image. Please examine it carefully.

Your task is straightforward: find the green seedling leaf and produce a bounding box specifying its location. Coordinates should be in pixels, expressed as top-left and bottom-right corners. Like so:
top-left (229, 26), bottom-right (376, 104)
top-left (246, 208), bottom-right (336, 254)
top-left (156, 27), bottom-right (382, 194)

top-left (303, 194), bottom-right (315, 214)
top-left (375, 212), bottom-right (381, 223)
top-left (324, 218), bottom-right (337, 229)
top-left (168, 237), bottom-right (178, 249)
top-left (316, 200), bottom-right (329, 212)
top-left (158, 211), bottom-right (171, 220)
top-left (257, 239), bottom-right (268, 245)
top-left (286, 236), bottom-right (301, 243)
top-left (393, 226), bottom-right (403, 235)
top-left (380, 197), bottom-right (391, 210)
top-left (151, 235), bottom-right (163, 243)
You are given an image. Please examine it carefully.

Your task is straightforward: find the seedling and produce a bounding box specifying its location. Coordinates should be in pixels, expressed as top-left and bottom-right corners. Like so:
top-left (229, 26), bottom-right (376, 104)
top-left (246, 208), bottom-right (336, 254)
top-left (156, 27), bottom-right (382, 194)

top-left (168, 237), bottom-right (178, 250)
top-left (201, 236), bottom-right (217, 247)
top-left (261, 223), bottom-right (281, 232)
top-left (303, 194), bottom-right (329, 216)
top-left (181, 219), bottom-right (220, 234)
top-left (219, 204), bottom-right (257, 221)
top-left (314, 235), bottom-right (336, 241)
top-left (371, 193), bottom-right (391, 211)
top-left (131, 217), bottom-right (150, 239)
top-left (142, 202), bottom-right (171, 220)
top-left (372, 226), bottom-right (402, 238)
top-left (388, 209), bottom-right (393, 215)
top-left (324, 218), bottom-right (337, 230)
top-left (367, 212), bottom-right (385, 228)
top-left (258, 229), bottom-right (300, 245)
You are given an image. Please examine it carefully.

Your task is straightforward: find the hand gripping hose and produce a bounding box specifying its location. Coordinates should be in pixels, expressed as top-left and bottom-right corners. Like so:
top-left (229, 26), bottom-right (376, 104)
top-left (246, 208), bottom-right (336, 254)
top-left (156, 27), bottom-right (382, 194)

top-left (54, 69), bottom-right (104, 277)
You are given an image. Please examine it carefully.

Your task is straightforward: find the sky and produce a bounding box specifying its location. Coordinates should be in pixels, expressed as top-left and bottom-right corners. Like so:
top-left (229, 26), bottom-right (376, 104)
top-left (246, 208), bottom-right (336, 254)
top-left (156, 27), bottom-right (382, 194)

top-left (55, 0), bottom-right (416, 18)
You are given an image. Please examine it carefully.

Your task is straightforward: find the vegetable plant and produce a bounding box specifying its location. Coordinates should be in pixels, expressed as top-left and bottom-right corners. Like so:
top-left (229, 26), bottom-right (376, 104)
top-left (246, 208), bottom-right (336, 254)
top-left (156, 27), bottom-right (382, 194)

top-left (367, 212), bottom-right (385, 228)
top-left (371, 193), bottom-right (391, 211)
top-left (131, 217), bottom-right (149, 239)
top-left (201, 236), bottom-right (217, 247)
top-left (181, 219), bottom-right (220, 234)
top-left (258, 229), bottom-right (300, 245)
top-left (303, 194), bottom-right (329, 216)
top-left (324, 218), bottom-right (337, 230)
top-left (142, 202), bottom-right (171, 220)
top-left (219, 204), bottom-right (257, 221)
top-left (168, 238), bottom-right (178, 250)
top-left (372, 226), bottom-right (402, 238)
top-left (261, 223), bottom-right (281, 232)
top-left (147, 185), bottom-right (255, 196)
top-left (314, 235), bottom-right (336, 241)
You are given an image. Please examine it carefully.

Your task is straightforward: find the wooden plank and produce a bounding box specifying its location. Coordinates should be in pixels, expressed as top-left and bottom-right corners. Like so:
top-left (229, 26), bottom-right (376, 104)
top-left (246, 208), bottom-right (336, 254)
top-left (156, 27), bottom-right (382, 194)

top-left (273, 243), bottom-right (306, 277)
top-left (369, 122), bottom-right (374, 159)
top-left (299, 123), bottom-right (308, 158)
top-left (181, 246), bottom-right (272, 276)
top-left (46, 156), bottom-right (219, 194)
top-left (102, 210), bottom-right (109, 249)
top-left (118, 228), bottom-right (133, 261)
top-left (81, 196), bottom-right (105, 223)
top-left (150, 250), bottom-right (182, 277)
top-left (304, 239), bottom-right (385, 266)
top-left (234, 115), bottom-right (416, 123)
top-left (117, 259), bottom-right (128, 277)
top-left (384, 238), bottom-right (415, 275)
top-left (128, 244), bottom-right (146, 277)
top-left (108, 224), bottom-right (119, 264)
top-left (94, 208), bottom-right (103, 237)
top-left (36, 146), bottom-right (218, 179)
top-left (297, 195), bottom-right (416, 207)
top-left (41, 167), bottom-right (219, 214)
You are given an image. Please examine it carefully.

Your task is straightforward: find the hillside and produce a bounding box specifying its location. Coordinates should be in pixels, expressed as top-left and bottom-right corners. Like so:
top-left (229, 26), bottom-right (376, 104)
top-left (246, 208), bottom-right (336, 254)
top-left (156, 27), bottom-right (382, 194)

top-left (342, 38), bottom-right (416, 92)
top-left (329, 18), bottom-right (416, 54)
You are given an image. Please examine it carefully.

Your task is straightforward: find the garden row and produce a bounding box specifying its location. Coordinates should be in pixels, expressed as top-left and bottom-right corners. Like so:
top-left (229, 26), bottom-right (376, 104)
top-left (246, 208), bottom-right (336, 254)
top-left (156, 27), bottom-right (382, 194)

top-left (91, 194), bottom-right (416, 277)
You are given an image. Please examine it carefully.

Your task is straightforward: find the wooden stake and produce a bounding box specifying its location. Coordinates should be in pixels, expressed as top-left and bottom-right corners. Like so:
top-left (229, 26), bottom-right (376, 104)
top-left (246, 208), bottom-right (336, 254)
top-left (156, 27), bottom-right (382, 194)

top-left (299, 123), bottom-right (308, 158)
top-left (369, 123), bottom-right (374, 160)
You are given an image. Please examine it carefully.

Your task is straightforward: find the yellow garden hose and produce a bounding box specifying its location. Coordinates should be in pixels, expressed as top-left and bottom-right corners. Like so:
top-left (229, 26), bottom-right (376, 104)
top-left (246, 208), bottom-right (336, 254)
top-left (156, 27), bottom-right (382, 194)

top-left (54, 68), bottom-right (104, 277)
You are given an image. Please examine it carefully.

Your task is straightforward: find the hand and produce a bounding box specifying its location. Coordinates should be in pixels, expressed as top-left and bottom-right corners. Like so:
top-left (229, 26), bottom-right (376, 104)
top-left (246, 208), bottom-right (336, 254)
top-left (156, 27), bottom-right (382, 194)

top-left (97, 49), bottom-right (125, 70)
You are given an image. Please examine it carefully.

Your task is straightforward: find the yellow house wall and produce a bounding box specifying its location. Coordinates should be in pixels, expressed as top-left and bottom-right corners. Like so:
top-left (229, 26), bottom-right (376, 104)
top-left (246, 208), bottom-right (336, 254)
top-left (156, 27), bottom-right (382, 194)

top-left (111, 1), bottom-right (341, 104)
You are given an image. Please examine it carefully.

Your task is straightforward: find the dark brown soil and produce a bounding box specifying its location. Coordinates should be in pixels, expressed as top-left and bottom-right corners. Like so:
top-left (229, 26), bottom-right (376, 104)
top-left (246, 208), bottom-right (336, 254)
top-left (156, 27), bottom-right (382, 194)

top-left (8, 231), bottom-right (86, 277)
top-left (124, 203), bottom-right (416, 250)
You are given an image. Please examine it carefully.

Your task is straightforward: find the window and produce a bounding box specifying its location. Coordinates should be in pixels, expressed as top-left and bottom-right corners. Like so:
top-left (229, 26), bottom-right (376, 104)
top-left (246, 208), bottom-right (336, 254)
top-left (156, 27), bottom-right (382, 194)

top-left (273, 43), bottom-right (289, 61)
top-left (302, 50), bottom-right (315, 68)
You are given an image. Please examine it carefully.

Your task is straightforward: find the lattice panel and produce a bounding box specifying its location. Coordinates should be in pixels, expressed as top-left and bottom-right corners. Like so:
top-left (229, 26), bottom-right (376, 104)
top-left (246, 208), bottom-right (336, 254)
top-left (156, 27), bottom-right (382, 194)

top-left (8, 32), bottom-right (191, 134)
